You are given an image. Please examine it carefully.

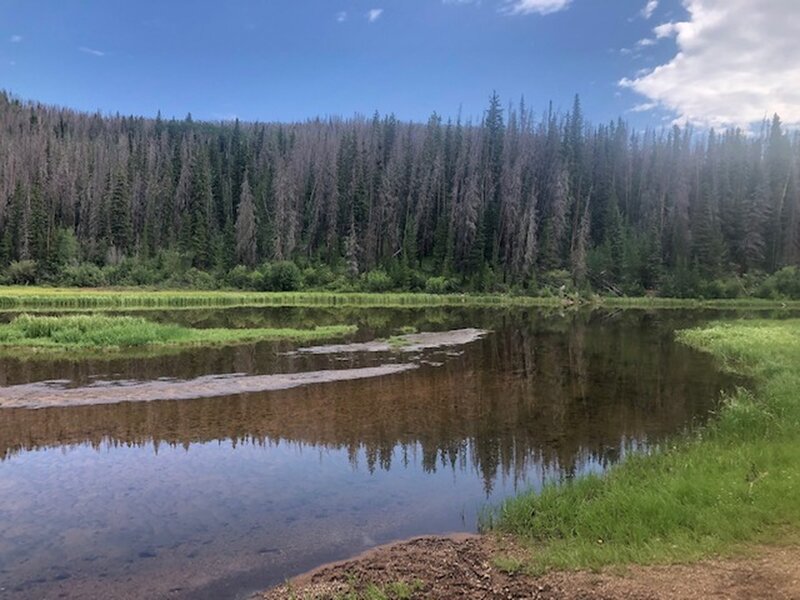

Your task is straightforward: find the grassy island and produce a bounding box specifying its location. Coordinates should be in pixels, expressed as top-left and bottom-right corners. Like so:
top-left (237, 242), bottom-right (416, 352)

top-left (0, 313), bottom-right (356, 355)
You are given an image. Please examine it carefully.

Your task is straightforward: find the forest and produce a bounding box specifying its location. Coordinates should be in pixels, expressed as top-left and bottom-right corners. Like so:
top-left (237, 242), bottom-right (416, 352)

top-left (1, 90), bottom-right (799, 299)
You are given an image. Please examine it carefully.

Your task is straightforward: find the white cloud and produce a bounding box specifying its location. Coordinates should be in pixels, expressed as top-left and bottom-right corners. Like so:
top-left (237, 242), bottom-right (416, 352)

top-left (10, 34), bottom-right (22, 43)
top-left (79, 46), bottom-right (105, 57)
top-left (621, 0), bottom-right (800, 128)
top-left (631, 102), bottom-right (658, 112)
top-left (636, 37), bottom-right (656, 48)
top-left (640, 0), bottom-right (658, 19)
top-left (366, 8), bottom-right (383, 22)
top-left (653, 21), bottom-right (678, 38)
top-left (336, 11), bottom-right (347, 22)
top-left (502, 0), bottom-right (571, 16)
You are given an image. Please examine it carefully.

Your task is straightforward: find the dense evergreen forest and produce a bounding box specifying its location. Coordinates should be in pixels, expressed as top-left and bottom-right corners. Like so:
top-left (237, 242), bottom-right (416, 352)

top-left (1, 90), bottom-right (800, 298)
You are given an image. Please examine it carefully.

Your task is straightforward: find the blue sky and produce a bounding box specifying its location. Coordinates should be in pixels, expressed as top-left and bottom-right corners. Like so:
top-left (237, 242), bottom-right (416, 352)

top-left (2, 0), bottom-right (795, 128)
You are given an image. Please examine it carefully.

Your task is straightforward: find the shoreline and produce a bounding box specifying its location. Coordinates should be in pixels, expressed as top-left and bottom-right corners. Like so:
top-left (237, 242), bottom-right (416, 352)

top-left (269, 532), bottom-right (481, 593)
top-left (259, 533), bottom-right (800, 599)
top-left (2, 286), bottom-right (800, 311)
top-left (259, 317), bottom-right (800, 599)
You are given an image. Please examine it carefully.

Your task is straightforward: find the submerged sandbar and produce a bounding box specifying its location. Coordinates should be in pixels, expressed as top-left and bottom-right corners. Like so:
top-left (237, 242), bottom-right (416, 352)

top-left (0, 364), bottom-right (417, 409)
top-left (292, 328), bottom-right (488, 355)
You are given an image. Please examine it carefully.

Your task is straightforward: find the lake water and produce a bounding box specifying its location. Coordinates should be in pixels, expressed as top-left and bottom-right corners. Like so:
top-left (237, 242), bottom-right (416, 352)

top-left (0, 307), bottom-right (734, 599)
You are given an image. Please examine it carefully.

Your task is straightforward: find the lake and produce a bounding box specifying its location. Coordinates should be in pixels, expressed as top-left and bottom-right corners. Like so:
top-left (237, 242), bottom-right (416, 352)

top-left (0, 307), bottom-right (734, 599)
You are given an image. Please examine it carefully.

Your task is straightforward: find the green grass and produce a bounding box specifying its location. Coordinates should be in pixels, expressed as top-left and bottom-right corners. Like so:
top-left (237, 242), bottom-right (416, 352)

top-left (489, 319), bottom-right (800, 573)
top-left (0, 313), bottom-right (356, 356)
top-left (0, 286), bottom-right (564, 311)
top-left (286, 577), bottom-right (423, 600)
top-left (2, 286), bottom-right (800, 312)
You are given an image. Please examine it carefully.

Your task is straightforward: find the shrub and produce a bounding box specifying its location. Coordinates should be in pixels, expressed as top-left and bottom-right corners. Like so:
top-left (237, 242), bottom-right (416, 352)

top-left (265, 261), bottom-right (303, 291)
top-left (302, 264), bottom-right (336, 288)
top-left (363, 269), bottom-right (393, 292)
top-left (183, 268), bottom-right (217, 290)
top-left (5, 260), bottom-right (38, 285)
top-left (536, 269), bottom-right (574, 296)
top-left (424, 276), bottom-right (454, 294)
top-left (758, 266), bottom-right (800, 299)
top-left (59, 262), bottom-right (107, 287)
top-left (227, 265), bottom-right (253, 290)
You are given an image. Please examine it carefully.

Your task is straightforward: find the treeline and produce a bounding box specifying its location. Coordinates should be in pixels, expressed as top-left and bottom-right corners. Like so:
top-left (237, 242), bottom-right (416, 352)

top-left (1, 90), bottom-right (800, 298)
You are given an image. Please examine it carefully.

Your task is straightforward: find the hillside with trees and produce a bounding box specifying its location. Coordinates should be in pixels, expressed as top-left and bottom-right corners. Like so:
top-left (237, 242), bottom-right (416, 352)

top-left (1, 91), bottom-right (799, 298)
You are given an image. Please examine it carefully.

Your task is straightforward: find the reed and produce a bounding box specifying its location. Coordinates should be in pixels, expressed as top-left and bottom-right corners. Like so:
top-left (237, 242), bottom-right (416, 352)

top-left (2, 286), bottom-right (800, 311)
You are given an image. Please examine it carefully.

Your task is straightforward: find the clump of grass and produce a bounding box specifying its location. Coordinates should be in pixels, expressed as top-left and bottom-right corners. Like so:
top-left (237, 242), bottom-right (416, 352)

top-left (0, 313), bottom-right (356, 354)
top-left (489, 319), bottom-right (800, 572)
top-left (333, 577), bottom-right (423, 600)
top-left (492, 555), bottom-right (526, 575)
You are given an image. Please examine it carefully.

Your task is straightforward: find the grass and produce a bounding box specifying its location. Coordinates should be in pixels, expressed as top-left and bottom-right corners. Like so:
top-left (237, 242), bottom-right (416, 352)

top-left (0, 286), bottom-right (563, 311)
top-left (2, 286), bottom-right (800, 312)
top-left (0, 313), bottom-right (356, 356)
top-left (488, 318), bottom-right (800, 573)
top-left (286, 576), bottom-right (423, 600)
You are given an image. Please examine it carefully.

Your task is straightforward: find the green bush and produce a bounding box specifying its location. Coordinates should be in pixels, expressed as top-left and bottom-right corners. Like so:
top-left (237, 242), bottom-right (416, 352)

top-left (362, 269), bottom-right (393, 292)
top-left (59, 262), bottom-right (107, 287)
top-left (5, 260), bottom-right (38, 285)
top-left (263, 261), bottom-right (303, 291)
top-left (660, 263), bottom-right (702, 298)
top-left (536, 269), bottom-right (574, 296)
top-left (227, 265), bottom-right (253, 289)
top-left (302, 264), bottom-right (336, 288)
top-left (758, 266), bottom-right (800, 299)
top-left (700, 276), bottom-right (745, 299)
top-left (424, 276), bottom-right (455, 294)
top-left (183, 268), bottom-right (217, 290)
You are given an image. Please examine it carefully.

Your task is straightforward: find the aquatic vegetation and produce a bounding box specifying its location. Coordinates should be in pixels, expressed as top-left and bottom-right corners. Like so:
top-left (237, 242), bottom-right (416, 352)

top-left (490, 319), bottom-right (800, 572)
top-left (0, 287), bottom-right (564, 311)
top-left (0, 313), bottom-right (356, 354)
top-left (2, 286), bottom-right (799, 312)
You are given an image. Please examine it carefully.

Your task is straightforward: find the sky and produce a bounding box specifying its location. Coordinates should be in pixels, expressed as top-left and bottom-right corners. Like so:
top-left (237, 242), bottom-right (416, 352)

top-left (1, 0), bottom-right (798, 128)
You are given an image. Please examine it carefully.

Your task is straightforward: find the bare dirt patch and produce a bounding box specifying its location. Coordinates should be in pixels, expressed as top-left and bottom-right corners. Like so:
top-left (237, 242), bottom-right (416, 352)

top-left (261, 535), bottom-right (800, 599)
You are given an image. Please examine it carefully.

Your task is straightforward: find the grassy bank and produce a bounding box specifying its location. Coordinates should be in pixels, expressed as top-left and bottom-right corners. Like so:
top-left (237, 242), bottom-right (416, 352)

top-left (0, 314), bottom-right (355, 355)
top-left (0, 287), bottom-right (564, 310)
top-left (490, 319), bottom-right (800, 572)
top-left (2, 286), bottom-right (800, 312)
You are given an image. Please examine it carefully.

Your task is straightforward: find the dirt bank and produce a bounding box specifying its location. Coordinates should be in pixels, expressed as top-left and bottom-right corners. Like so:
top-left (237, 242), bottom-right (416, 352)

top-left (261, 535), bottom-right (800, 599)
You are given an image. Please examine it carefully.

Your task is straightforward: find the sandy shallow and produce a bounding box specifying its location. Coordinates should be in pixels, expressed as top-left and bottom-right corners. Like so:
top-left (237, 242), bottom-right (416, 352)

top-left (0, 364), bottom-right (417, 409)
top-left (290, 328), bottom-right (488, 355)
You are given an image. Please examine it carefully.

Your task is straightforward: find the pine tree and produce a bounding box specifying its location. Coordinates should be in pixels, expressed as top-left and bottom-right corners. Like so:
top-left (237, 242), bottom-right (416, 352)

top-left (110, 170), bottom-right (133, 254)
top-left (189, 154), bottom-right (213, 268)
top-left (235, 170), bottom-right (257, 267)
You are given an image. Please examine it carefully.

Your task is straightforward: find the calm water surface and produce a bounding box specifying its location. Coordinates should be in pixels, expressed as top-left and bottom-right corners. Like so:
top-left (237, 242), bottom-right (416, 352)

top-left (0, 308), bottom-right (735, 599)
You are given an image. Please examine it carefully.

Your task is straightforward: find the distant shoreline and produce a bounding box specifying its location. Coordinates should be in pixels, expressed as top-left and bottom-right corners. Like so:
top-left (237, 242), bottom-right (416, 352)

top-left (1, 286), bottom-right (800, 311)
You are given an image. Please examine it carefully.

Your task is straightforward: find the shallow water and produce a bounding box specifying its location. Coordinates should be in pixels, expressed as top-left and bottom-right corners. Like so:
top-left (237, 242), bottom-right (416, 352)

top-left (0, 308), bottom-right (735, 599)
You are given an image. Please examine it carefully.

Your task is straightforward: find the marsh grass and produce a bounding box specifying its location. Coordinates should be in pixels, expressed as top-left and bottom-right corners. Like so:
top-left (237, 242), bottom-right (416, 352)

top-left (489, 319), bottom-right (800, 573)
top-left (2, 286), bottom-right (800, 312)
top-left (0, 287), bottom-right (562, 311)
top-left (0, 314), bottom-right (356, 355)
